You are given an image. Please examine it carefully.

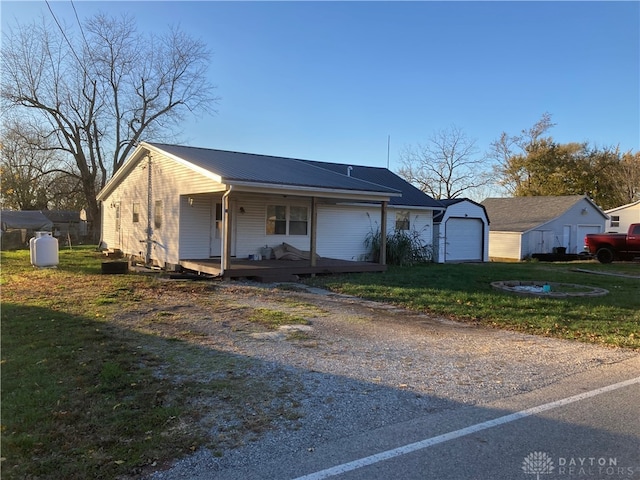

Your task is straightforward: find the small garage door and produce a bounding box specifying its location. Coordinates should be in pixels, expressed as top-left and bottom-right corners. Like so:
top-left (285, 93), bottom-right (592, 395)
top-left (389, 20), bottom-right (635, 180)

top-left (445, 218), bottom-right (483, 262)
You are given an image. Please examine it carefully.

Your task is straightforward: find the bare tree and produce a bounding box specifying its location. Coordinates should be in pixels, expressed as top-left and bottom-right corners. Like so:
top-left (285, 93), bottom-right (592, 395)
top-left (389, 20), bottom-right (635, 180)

top-left (1, 119), bottom-right (54, 209)
top-left (397, 125), bottom-right (491, 200)
top-left (1, 117), bottom-right (87, 210)
top-left (1, 12), bottom-right (217, 239)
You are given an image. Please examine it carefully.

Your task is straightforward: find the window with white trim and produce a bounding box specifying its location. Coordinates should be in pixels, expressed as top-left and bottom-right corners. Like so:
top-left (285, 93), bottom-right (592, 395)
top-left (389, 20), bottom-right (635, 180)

top-left (266, 205), bottom-right (308, 235)
top-left (611, 215), bottom-right (620, 228)
top-left (395, 211), bottom-right (410, 231)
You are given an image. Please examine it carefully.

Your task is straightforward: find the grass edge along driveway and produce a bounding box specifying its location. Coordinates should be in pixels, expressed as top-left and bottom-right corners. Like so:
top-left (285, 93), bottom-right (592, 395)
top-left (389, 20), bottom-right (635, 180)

top-left (305, 261), bottom-right (640, 350)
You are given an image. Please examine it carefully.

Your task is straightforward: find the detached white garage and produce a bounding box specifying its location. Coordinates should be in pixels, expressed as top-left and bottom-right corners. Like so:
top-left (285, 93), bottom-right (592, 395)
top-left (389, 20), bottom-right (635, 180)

top-left (481, 195), bottom-right (608, 261)
top-left (433, 199), bottom-right (489, 263)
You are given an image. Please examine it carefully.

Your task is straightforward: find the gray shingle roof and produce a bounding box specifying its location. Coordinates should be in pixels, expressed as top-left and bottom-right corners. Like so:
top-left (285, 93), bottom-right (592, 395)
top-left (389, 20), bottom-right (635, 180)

top-left (149, 143), bottom-right (401, 195)
top-left (481, 195), bottom-right (592, 231)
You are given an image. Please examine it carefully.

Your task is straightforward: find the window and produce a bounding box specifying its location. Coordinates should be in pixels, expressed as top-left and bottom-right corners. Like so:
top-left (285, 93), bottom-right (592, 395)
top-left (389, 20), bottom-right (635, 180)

top-left (132, 203), bottom-right (140, 223)
top-left (611, 215), bottom-right (620, 228)
top-left (395, 211), bottom-right (410, 231)
top-left (154, 200), bottom-right (163, 229)
top-left (266, 205), bottom-right (308, 235)
top-left (114, 202), bottom-right (121, 231)
top-left (289, 206), bottom-right (308, 235)
top-left (266, 205), bottom-right (287, 235)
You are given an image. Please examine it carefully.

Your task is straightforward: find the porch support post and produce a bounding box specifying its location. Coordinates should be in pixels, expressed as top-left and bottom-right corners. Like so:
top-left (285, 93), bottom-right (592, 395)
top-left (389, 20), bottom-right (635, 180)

top-left (221, 187), bottom-right (232, 274)
top-left (310, 197), bottom-right (318, 267)
top-left (379, 201), bottom-right (387, 265)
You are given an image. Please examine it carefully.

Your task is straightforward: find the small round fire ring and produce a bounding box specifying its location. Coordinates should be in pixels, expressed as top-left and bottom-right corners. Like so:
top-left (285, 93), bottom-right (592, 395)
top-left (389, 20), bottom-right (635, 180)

top-left (490, 280), bottom-right (608, 298)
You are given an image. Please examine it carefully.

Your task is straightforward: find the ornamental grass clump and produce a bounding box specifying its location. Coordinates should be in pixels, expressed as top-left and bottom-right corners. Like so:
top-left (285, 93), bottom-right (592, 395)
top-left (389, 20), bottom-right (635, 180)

top-left (365, 225), bottom-right (435, 266)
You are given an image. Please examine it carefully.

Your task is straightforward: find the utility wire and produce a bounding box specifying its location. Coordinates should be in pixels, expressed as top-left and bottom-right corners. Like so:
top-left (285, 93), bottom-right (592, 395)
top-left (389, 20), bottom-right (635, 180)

top-left (44, 0), bottom-right (84, 68)
top-left (70, 0), bottom-right (91, 59)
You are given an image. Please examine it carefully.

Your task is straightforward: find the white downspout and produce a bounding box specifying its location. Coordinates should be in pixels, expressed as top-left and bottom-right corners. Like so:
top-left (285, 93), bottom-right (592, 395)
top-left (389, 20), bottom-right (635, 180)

top-left (220, 185), bottom-right (233, 276)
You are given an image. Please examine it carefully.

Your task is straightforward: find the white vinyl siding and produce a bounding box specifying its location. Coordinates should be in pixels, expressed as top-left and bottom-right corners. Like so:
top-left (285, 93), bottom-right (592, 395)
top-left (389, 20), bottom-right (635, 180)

top-left (229, 194), bottom-right (312, 259)
top-left (488, 232), bottom-right (522, 260)
top-left (179, 195), bottom-right (214, 259)
top-left (101, 150), bottom-right (225, 266)
top-left (605, 201), bottom-right (640, 233)
top-left (316, 205), bottom-right (432, 261)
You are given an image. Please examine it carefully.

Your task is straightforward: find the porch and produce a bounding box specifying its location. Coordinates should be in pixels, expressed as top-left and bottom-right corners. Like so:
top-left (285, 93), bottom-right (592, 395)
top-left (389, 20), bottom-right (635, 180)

top-left (179, 257), bottom-right (386, 282)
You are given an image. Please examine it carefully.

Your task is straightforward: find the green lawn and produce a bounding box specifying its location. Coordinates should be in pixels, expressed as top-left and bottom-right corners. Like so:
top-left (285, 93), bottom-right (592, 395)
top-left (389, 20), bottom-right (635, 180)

top-left (0, 247), bottom-right (299, 479)
top-left (305, 261), bottom-right (640, 349)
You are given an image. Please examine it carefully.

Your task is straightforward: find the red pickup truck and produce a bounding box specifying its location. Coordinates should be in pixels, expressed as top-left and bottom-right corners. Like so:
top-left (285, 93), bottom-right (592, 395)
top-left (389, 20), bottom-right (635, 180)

top-left (584, 223), bottom-right (640, 263)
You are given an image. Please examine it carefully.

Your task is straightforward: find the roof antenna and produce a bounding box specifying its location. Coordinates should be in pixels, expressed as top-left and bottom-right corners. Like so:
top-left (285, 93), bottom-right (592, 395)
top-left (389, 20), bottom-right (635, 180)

top-left (387, 135), bottom-right (390, 169)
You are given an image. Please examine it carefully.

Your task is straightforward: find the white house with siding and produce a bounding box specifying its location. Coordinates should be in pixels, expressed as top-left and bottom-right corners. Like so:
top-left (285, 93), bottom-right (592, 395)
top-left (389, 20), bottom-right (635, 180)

top-left (605, 200), bottom-right (640, 233)
top-left (96, 143), bottom-right (442, 273)
top-left (481, 195), bottom-right (608, 261)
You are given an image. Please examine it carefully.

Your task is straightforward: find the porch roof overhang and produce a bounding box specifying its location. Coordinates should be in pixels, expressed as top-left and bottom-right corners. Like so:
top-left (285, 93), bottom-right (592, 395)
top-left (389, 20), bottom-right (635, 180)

top-left (222, 180), bottom-right (400, 203)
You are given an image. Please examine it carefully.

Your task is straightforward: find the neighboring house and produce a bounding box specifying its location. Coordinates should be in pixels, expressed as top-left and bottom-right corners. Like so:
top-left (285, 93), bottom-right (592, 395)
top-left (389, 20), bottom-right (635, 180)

top-left (481, 195), bottom-right (608, 261)
top-left (433, 198), bottom-right (489, 263)
top-left (605, 200), bottom-right (640, 233)
top-left (96, 143), bottom-right (442, 272)
top-left (41, 210), bottom-right (89, 243)
top-left (0, 210), bottom-right (53, 250)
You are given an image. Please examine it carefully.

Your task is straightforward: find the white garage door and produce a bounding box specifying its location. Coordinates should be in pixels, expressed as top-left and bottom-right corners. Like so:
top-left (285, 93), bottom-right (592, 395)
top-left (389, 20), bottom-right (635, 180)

top-left (577, 225), bottom-right (602, 253)
top-left (445, 218), bottom-right (483, 262)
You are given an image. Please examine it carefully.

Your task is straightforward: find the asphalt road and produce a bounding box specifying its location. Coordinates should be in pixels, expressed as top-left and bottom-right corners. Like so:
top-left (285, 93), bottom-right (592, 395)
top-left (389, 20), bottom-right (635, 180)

top-left (210, 355), bottom-right (640, 480)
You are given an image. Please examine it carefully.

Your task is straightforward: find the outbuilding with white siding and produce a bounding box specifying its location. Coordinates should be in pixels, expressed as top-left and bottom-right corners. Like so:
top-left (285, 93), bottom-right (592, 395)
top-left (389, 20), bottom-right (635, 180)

top-left (481, 195), bottom-right (608, 261)
top-left (96, 143), bottom-right (442, 273)
top-left (433, 198), bottom-right (489, 262)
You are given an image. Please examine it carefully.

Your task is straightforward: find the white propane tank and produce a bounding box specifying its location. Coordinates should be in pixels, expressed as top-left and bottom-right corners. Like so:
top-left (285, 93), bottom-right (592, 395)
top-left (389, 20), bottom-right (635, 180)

top-left (30, 231), bottom-right (48, 265)
top-left (32, 232), bottom-right (59, 268)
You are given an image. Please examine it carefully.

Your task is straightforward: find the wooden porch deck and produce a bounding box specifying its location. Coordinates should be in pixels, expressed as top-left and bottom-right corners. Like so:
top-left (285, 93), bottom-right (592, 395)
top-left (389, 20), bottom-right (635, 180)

top-left (179, 257), bottom-right (386, 281)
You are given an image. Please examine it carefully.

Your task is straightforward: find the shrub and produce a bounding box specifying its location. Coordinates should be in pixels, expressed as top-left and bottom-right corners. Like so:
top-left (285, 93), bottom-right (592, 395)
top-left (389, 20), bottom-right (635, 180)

top-left (365, 225), bottom-right (435, 266)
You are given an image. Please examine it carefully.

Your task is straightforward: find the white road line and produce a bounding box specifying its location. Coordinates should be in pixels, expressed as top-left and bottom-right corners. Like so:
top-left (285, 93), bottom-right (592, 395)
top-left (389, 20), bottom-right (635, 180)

top-left (293, 376), bottom-right (640, 480)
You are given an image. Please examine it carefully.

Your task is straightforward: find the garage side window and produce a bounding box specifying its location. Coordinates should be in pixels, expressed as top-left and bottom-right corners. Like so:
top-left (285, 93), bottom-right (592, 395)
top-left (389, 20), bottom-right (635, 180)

top-left (395, 211), bottom-right (410, 231)
top-left (132, 203), bottom-right (140, 223)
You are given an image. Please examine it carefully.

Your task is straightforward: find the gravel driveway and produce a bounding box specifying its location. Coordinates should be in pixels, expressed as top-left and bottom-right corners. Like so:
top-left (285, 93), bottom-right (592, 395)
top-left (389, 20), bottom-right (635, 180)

top-left (142, 282), bottom-right (637, 479)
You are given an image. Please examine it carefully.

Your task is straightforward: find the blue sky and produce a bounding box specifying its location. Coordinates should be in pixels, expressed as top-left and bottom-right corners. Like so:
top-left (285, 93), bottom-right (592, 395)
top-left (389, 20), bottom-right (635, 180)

top-left (2, 1), bottom-right (639, 173)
